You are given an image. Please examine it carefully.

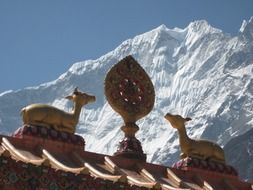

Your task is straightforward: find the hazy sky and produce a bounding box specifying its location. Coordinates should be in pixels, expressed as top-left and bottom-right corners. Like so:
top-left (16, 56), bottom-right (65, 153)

top-left (0, 0), bottom-right (252, 93)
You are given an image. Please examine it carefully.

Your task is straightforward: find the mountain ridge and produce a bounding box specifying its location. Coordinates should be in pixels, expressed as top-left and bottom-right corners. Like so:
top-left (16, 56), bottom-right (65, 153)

top-left (0, 18), bottom-right (253, 180)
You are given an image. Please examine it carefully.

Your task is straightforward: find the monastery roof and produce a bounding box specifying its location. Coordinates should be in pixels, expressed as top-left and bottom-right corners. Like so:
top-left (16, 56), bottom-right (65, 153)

top-left (0, 125), bottom-right (252, 190)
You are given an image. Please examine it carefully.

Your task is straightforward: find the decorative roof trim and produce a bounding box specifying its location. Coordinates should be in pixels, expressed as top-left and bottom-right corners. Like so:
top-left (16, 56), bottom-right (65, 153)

top-left (193, 174), bottom-right (213, 190)
top-left (0, 145), bottom-right (10, 157)
top-left (2, 137), bottom-right (45, 165)
top-left (42, 149), bottom-right (88, 174)
top-left (126, 175), bottom-right (161, 189)
top-left (139, 165), bottom-right (188, 190)
top-left (167, 168), bottom-right (182, 186)
top-left (167, 168), bottom-right (192, 189)
top-left (140, 167), bottom-right (157, 182)
top-left (105, 156), bottom-right (161, 189)
top-left (161, 183), bottom-right (190, 190)
top-left (85, 162), bottom-right (127, 182)
top-left (0, 134), bottom-right (252, 190)
top-left (104, 156), bottom-right (120, 173)
top-left (0, 145), bottom-right (5, 154)
top-left (74, 152), bottom-right (126, 182)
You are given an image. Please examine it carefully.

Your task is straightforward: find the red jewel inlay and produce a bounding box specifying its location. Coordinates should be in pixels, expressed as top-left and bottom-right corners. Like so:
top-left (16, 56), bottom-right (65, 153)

top-left (118, 77), bottom-right (144, 105)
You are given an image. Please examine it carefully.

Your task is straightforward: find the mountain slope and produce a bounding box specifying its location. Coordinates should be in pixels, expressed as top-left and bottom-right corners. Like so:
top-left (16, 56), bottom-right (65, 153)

top-left (0, 17), bottom-right (253, 180)
top-left (224, 127), bottom-right (253, 182)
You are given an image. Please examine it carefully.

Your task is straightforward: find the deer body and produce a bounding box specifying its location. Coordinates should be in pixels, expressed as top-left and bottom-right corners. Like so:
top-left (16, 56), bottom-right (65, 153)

top-left (165, 113), bottom-right (225, 163)
top-left (21, 88), bottom-right (95, 134)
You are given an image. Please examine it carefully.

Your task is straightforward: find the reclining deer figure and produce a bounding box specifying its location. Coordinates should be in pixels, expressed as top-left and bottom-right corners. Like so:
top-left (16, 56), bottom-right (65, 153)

top-left (21, 88), bottom-right (96, 134)
top-left (164, 113), bottom-right (225, 163)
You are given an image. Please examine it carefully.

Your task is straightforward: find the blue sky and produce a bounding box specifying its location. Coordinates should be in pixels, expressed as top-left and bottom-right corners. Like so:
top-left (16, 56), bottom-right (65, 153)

top-left (0, 0), bottom-right (252, 93)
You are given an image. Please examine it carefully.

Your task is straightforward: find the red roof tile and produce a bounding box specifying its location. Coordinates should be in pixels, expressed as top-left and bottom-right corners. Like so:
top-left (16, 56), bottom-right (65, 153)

top-left (0, 125), bottom-right (252, 190)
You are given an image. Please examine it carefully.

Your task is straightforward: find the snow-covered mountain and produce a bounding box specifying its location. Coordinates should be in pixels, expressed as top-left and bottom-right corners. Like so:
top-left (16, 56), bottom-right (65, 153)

top-left (1, 17), bottom-right (253, 180)
top-left (224, 127), bottom-right (253, 181)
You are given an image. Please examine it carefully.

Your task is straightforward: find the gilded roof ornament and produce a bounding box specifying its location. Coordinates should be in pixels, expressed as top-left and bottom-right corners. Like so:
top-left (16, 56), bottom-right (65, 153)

top-left (105, 55), bottom-right (155, 160)
top-left (164, 113), bottom-right (226, 164)
top-left (21, 88), bottom-right (96, 134)
top-left (105, 55), bottom-right (155, 125)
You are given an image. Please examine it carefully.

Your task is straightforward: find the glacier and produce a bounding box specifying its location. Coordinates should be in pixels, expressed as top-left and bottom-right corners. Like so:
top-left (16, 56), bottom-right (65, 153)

top-left (0, 17), bottom-right (253, 180)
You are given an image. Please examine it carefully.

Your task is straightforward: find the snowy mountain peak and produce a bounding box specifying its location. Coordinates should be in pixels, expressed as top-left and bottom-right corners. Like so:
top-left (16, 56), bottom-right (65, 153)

top-left (240, 20), bottom-right (248, 33)
top-left (182, 20), bottom-right (223, 49)
top-left (240, 17), bottom-right (253, 32)
top-left (0, 18), bottom-right (253, 180)
top-left (239, 17), bottom-right (253, 41)
top-left (187, 20), bottom-right (222, 34)
top-left (155, 24), bottom-right (167, 31)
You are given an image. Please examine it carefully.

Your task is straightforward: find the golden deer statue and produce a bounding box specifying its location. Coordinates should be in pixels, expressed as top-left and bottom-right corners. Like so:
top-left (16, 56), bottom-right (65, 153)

top-left (164, 113), bottom-right (225, 163)
top-left (21, 88), bottom-right (95, 134)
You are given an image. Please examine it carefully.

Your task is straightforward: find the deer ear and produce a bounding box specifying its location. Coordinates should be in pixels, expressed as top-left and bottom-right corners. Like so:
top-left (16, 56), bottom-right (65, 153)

top-left (65, 95), bottom-right (73, 100)
top-left (73, 87), bottom-right (79, 94)
top-left (185, 117), bottom-right (192, 121)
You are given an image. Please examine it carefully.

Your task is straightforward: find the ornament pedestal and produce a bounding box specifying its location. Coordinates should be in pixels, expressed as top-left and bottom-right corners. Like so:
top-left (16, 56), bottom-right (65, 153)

top-left (104, 56), bottom-right (155, 162)
top-left (114, 123), bottom-right (146, 161)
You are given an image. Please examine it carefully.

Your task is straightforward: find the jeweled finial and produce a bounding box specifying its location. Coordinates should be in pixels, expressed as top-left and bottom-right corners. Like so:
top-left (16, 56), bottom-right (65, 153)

top-left (105, 55), bottom-right (155, 160)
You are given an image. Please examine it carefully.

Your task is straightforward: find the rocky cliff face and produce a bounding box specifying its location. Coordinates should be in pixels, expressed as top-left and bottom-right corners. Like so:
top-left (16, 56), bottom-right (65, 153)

top-left (224, 128), bottom-right (253, 182)
top-left (0, 17), bottom-right (253, 180)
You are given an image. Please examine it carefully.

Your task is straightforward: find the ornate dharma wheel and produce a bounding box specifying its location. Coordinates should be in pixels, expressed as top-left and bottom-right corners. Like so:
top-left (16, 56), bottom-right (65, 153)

top-left (105, 55), bottom-right (155, 161)
top-left (105, 55), bottom-right (155, 125)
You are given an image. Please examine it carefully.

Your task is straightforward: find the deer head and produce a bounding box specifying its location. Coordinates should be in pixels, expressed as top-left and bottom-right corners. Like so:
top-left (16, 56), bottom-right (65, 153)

top-left (65, 87), bottom-right (96, 106)
top-left (164, 113), bottom-right (191, 129)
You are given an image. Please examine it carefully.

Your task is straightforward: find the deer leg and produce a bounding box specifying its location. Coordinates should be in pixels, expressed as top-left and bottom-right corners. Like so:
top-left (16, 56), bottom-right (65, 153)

top-left (188, 152), bottom-right (206, 160)
top-left (28, 121), bottom-right (52, 129)
top-left (209, 157), bottom-right (225, 164)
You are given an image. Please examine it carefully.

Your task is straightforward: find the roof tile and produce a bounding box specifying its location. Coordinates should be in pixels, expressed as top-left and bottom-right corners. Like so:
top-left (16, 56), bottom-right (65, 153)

top-left (0, 128), bottom-right (252, 190)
